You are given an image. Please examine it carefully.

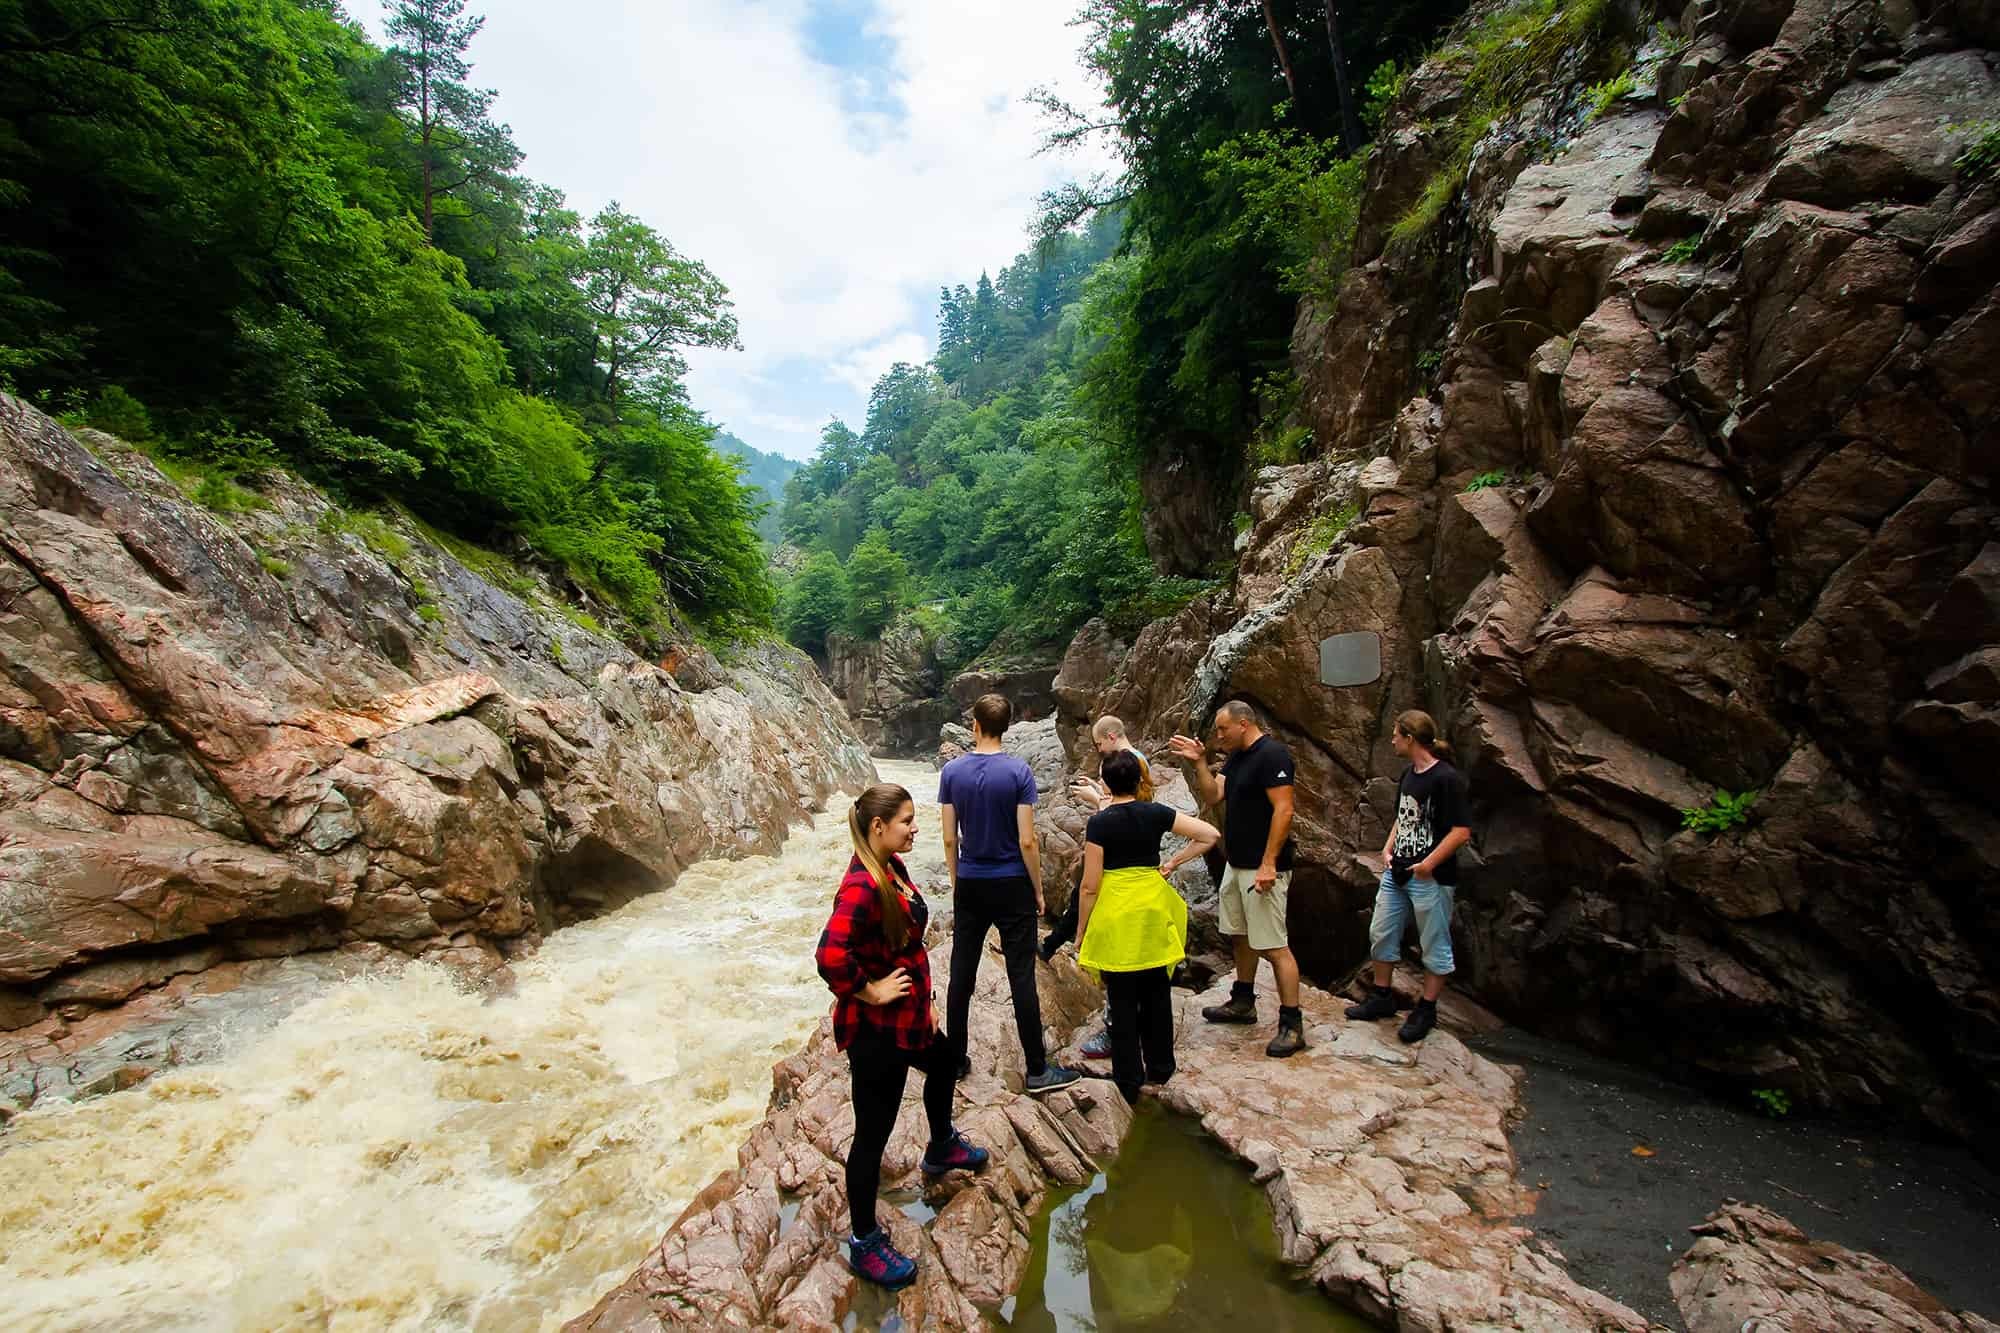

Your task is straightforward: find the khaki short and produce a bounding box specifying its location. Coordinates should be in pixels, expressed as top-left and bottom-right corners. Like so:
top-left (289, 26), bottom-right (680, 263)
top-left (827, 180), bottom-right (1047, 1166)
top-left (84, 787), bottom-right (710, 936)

top-left (1216, 863), bottom-right (1291, 952)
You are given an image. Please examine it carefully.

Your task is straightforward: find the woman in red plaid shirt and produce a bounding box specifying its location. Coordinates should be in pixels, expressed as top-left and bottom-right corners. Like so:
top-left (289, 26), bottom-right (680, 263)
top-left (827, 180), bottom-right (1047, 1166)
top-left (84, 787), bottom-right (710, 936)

top-left (816, 782), bottom-right (989, 1289)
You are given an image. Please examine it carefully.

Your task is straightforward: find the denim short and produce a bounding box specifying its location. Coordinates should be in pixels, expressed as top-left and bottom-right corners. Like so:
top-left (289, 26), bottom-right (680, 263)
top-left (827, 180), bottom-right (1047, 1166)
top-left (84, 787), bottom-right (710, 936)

top-left (1370, 869), bottom-right (1456, 975)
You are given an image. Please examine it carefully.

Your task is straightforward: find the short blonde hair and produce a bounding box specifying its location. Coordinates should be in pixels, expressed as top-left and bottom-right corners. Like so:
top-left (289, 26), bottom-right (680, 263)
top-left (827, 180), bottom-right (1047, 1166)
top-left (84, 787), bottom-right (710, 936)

top-left (1091, 715), bottom-right (1128, 741)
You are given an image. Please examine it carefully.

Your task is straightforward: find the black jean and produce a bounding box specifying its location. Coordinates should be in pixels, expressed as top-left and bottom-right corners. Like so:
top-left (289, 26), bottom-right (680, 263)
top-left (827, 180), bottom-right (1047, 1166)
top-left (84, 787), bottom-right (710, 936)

top-left (845, 1031), bottom-right (956, 1239)
top-left (947, 874), bottom-right (1048, 1076)
top-left (1102, 966), bottom-right (1176, 1103)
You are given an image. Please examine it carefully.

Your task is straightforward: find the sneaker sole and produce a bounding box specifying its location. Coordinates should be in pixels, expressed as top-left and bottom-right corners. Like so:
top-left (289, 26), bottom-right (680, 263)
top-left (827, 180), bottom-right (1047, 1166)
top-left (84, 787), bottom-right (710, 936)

top-left (1201, 1013), bottom-right (1258, 1025)
top-left (920, 1158), bottom-right (988, 1176)
top-left (1024, 1080), bottom-right (1080, 1096)
top-left (849, 1262), bottom-right (917, 1291)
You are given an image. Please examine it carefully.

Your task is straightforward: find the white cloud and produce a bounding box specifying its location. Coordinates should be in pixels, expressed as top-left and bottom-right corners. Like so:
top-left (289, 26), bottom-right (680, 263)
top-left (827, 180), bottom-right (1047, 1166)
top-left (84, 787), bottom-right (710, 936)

top-left (377, 0), bottom-right (1120, 460)
top-left (827, 330), bottom-right (933, 395)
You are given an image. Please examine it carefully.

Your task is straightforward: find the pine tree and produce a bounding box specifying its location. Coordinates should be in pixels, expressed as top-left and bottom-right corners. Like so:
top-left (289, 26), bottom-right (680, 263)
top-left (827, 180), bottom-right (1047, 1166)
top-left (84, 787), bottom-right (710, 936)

top-left (385, 0), bottom-right (519, 241)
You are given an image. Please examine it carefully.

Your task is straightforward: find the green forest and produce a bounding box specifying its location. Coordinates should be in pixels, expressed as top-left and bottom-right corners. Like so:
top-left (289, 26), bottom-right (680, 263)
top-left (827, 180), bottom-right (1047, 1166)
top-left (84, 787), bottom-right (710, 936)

top-left (773, 0), bottom-right (1479, 668)
top-left (2, 0), bottom-right (1615, 661)
top-left (0, 0), bottom-right (770, 637)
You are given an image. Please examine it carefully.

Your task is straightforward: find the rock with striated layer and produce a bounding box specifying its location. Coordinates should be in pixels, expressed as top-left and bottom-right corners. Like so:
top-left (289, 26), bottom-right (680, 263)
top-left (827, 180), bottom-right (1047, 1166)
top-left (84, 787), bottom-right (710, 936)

top-left (1670, 1202), bottom-right (2000, 1333)
top-left (1052, 0), bottom-right (2000, 1143)
top-left (0, 396), bottom-right (873, 1070)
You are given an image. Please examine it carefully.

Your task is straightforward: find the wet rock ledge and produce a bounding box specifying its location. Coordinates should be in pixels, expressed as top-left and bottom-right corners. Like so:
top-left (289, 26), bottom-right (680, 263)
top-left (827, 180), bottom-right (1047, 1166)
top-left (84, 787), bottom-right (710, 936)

top-left (571, 918), bottom-right (1654, 1331)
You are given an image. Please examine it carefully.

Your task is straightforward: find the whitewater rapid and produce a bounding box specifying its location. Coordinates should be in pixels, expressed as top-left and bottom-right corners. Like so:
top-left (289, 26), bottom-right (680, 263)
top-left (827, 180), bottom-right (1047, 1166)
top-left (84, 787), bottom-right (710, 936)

top-left (0, 759), bottom-right (939, 1332)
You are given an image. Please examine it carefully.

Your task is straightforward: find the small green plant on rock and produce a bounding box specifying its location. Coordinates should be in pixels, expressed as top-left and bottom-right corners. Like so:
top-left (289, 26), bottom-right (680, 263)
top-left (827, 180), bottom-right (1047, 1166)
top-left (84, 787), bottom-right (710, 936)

top-left (1750, 1087), bottom-right (1791, 1118)
top-left (1583, 68), bottom-right (1636, 120)
top-left (256, 552), bottom-right (291, 579)
top-left (1363, 59), bottom-right (1409, 129)
top-left (1954, 120), bottom-right (2000, 181)
top-left (1662, 234), bottom-right (1701, 263)
top-left (1681, 788), bottom-right (1759, 834)
top-left (318, 507), bottom-right (412, 565)
top-left (1465, 469), bottom-right (1512, 492)
top-left (1284, 501), bottom-right (1360, 576)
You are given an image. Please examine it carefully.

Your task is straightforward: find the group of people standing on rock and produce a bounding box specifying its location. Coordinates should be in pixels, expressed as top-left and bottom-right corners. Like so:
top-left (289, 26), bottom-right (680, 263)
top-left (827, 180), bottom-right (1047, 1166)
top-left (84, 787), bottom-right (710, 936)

top-left (815, 690), bottom-right (1472, 1290)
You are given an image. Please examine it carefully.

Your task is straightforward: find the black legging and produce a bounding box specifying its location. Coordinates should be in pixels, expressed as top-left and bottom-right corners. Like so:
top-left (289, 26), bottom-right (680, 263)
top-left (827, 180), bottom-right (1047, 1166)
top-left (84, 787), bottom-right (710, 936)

top-left (1101, 966), bottom-right (1176, 1103)
top-left (947, 874), bottom-right (1048, 1075)
top-left (845, 1031), bottom-right (956, 1239)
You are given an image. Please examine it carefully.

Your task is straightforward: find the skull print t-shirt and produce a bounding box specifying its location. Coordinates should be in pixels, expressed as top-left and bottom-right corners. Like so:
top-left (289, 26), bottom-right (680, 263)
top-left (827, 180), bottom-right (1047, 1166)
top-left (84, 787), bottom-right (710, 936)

top-left (1390, 760), bottom-right (1471, 885)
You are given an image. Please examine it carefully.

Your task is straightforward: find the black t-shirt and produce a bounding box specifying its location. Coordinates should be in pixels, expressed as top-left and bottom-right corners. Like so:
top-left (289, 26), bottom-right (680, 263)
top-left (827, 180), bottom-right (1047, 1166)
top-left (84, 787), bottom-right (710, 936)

top-left (1219, 735), bottom-right (1296, 871)
top-left (1086, 800), bottom-right (1179, 871)
top-left (1390, 759), bottom-right (1471, 885)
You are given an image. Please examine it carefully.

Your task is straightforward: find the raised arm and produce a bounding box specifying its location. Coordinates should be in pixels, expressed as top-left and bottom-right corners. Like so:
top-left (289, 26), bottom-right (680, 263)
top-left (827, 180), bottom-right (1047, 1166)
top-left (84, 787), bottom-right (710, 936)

top-left (1168, 733), bottom-right (1224, 808)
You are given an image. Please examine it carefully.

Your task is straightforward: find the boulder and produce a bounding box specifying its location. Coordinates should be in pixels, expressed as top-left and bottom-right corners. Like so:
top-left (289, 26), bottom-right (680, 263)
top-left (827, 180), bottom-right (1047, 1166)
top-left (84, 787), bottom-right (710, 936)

top-left (1671, 1202), bottom-right (2000, 1333)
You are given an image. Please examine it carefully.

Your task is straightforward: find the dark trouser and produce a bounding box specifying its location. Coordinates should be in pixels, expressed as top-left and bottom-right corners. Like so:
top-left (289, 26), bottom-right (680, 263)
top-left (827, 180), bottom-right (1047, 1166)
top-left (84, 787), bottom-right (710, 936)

top-left (1102, 966), bottom-right (1176, 1102)
top-left (948, 874), bottom-right (1048, 1076)
top-left (845, 1031), bottom-right (956, 1239)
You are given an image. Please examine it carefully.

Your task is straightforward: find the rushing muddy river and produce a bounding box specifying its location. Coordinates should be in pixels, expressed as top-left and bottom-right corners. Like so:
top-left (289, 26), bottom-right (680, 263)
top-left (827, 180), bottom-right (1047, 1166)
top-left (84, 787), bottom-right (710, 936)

top-left (0, 759), bottom-right (935, 1332)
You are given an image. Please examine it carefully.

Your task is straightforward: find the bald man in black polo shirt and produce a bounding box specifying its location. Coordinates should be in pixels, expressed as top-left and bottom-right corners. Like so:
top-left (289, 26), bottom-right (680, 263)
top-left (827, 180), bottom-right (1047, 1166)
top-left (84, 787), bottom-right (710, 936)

top-left (1168, 700), bottom-right (1305, 1058)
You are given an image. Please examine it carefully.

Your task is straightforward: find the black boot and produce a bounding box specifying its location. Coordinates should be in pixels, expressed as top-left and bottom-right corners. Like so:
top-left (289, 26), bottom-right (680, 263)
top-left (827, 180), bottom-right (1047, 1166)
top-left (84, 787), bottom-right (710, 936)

top-left (1201, 980), bottom-right (1258, 1025)
top-left (1344, 984), bottom-right (1399, 1021)
top-left (1265, 1005), bottom-right (1307, 1057)
top-left (1398, 998), bottom-right (1438, 1044)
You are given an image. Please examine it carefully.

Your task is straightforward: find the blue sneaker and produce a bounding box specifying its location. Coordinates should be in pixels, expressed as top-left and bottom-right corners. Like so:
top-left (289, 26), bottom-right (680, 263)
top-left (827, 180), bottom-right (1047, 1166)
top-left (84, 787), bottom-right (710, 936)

top-left (1079, 1027), bottom-right (1113, 1061)
top-left (847, 1227), bottom-right (916, 1289)
top-left (921, 1130), bottom-right (990, 1176)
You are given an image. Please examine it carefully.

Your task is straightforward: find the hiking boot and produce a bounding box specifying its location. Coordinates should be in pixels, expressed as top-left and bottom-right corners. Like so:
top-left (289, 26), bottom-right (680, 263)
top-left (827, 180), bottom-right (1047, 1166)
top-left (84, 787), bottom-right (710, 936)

top-left (955, 1053), bottom-right (971, 1081)
top-left (1024, 1064), bottom-right (1082, 1095)
top-left (1344, 984), bottom-right (1399, 1021)
top-left (1201, 982), bottom-right (1258, 1025)
top-left (921, 1130), bottom-right (990, 1176)
top-left (1079, 1027), bottom-right (1113, 1061)
top-left (1264, 1021), bottom-right (1307, 1058)
top-left (847, 1227), bottom-right (917, 1290)
top-left (1398, 998), bottom-right (1438, 1044)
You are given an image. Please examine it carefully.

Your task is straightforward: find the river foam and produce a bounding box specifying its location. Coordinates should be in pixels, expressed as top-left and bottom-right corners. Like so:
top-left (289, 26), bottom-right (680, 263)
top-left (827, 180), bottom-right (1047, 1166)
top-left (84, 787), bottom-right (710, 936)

top-left (0, 759), bottom-right (938, 1332)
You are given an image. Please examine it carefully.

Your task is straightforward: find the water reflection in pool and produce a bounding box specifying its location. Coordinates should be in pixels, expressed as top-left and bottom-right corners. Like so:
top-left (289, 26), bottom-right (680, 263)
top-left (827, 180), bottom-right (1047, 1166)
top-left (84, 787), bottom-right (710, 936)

top-left (1000, 1101), bottom-right (1377, 1331)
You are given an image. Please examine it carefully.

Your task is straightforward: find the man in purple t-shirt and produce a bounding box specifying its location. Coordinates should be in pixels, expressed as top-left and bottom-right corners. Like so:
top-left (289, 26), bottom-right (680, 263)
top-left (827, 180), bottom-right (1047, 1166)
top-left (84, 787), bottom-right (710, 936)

top-left (939, 693), bottom-right (1080, 1095)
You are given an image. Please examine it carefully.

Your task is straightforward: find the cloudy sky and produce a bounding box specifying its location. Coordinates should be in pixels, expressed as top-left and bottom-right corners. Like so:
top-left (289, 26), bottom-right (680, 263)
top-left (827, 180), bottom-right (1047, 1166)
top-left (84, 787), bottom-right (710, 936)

top-left (364, 0), bottom-right (1119, 461)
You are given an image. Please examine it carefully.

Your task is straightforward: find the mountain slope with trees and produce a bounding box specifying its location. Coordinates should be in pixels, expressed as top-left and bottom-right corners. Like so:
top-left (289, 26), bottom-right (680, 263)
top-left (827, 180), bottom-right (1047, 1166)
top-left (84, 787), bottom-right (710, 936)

top-left (0, 0), bottom-right (770, 639)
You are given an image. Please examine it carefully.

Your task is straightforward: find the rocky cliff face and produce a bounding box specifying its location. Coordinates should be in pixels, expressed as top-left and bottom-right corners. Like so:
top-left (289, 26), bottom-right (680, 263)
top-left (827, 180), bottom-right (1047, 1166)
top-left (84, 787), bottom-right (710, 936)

top-left (1057, 0), bottom-right (2000, 1138)
top-left (825, 622), bottom-right (1061, 759)
top-left (825, 623), bottom-right (951, 757)
top-left (0, 396), bottom-right (874, 1044)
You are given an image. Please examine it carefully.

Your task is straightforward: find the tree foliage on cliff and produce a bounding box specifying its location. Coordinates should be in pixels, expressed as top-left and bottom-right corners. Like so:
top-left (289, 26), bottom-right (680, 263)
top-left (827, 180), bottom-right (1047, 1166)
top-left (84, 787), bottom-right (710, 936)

top-left (777, 214), bottom-right (1209, 667)
top-left (0, 0), bottom-right (770, 635)
top-left (1035, 0), bottom-right (1467, 468)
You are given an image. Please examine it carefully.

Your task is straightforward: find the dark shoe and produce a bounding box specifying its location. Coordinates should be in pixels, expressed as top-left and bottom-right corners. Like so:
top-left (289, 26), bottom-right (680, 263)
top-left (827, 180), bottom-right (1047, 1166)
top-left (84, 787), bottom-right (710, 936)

top-left (955, 1054), bottom-right (971, 1081)
top-left (1201, 982), bottom-right (1258, 1025)
top-left (1265, 1021), bottom-right (1307, 1058)
top-left (847, 1227), bottom-right (917, 1289)
top-left (1025, 1064), bottom-right (1082, 1095)
top-left (921, 1130), bottom-right (990, 1176)
top-left (1398, 999), bottom-right (1438, 1044)
top-left (1079, 1027), bottom-right (1113, 1061)
top-left (1344, 984), bottom-right (1399, 1021)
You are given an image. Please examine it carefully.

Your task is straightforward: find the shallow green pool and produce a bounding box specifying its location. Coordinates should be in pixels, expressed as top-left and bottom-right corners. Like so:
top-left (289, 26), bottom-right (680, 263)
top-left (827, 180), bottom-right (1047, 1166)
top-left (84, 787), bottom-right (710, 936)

top-left (997, 1101), bottom-right (1378, 1331)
